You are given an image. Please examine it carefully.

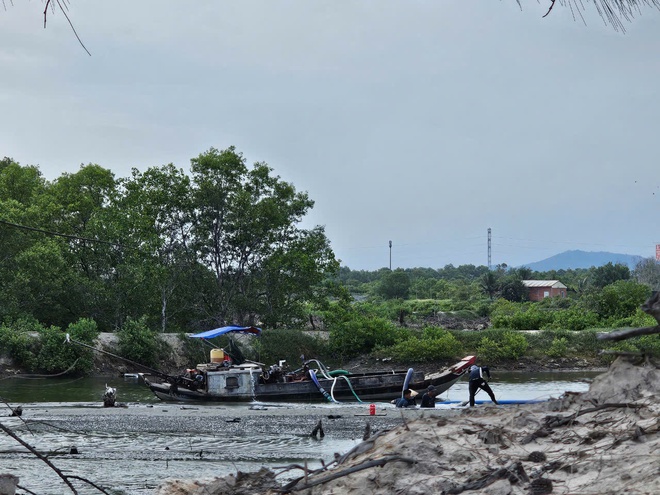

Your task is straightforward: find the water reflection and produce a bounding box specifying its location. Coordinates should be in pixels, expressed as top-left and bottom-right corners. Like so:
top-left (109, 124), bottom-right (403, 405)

top-left (0, 371), bottom-right (603, 404)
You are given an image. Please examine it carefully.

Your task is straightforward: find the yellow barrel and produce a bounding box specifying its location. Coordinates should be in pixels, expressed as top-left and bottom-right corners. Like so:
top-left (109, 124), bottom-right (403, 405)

top-left (210, 348), bottom-right (225, 363)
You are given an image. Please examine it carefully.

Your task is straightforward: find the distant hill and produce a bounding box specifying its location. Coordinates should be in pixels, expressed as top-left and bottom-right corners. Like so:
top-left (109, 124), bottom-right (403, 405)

top-left (522, 250), bottom-right (645, 272)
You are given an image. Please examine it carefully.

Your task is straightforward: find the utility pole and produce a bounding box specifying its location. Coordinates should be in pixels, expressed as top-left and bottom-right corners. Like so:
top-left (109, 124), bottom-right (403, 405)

top-left (487, 228), bottom-right (492, 270)
top-left (389, 240), bottom-right (392, 270)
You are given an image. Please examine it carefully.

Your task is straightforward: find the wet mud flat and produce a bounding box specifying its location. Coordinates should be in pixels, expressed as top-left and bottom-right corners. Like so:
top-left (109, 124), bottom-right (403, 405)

top-left (1, 401), bottom-right (455, 495)
top-left (153, 358), bottom-right (660, 495)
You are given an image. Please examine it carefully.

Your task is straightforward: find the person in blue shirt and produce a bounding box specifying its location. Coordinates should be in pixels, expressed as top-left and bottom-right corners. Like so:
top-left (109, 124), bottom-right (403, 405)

top-left (392, 388), bottom-right (417, 408)
top-left (468, 365), bottom-right (498, 407)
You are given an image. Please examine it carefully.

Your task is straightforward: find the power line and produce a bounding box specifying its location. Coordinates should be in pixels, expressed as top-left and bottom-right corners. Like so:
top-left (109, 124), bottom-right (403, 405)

top-left (0, 219), bottom-right (129, 250)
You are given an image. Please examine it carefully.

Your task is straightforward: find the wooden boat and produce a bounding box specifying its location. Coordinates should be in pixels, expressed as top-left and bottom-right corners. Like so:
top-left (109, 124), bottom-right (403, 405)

top-left (143, 326), bottom-right (476, 403)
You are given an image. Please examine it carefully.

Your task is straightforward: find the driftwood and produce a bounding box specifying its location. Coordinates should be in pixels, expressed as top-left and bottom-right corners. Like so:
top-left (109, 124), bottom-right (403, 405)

top-left (446, 461), bottom-right (529, 494)
top-left (598, 292), bottom-right (660, 342)
top-left (597, 324), bottom-right (660, 342)
top-left (279, 455), bottom-right (416, 493)
top-left (543, 402), bottom-right (643, 428)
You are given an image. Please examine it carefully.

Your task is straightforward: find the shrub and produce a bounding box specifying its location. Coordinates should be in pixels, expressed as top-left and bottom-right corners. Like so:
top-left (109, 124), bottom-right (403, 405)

top-left (476, 330), bottom-right (529, 361)
top-left (33, 319), bottom-right (99, 374)
top-left (404, 299), bottom-right (442, 318)
top-left (546, 337), bottom-right (569, 358)
top-left (587, 280), bottom-right (651, 320)
top-left (0, 318), bottom-right (41, 370)
top-left (375, 327), bottom-right (464, 362)
top-left (328, 315), bottom-right (405, 360)
top-left (491, 303), bottom-right (553, 330)
top-left (254, 328), bottom-right (330, 366)
top-left (545, 307), bottom-right (600, 331)
top-left (117, 316), bottom-right (171, 369)
top-left (605, 308), bottom-right (657, 329)
top-left (602, 334), bottom-right (660, 358)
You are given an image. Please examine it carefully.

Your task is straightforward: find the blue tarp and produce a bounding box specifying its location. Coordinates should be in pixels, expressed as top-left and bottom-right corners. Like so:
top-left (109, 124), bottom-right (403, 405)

top-left (189, 325), bottom-right (262, 339)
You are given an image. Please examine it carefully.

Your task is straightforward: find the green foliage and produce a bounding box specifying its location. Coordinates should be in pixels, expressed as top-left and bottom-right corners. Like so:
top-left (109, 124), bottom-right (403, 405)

top-left (403, 299), bottom-right (443, 318)
top-left (474, 302), bottom-right (493, 317)
top-left (0, 319), bottom-right (41, 370)
top-left (633, 258), bottom-right (660, 291)
top-left (590, 262), bottom-right (630, 289)
top-left (480, 271), bottom-right (500, 300)
top-left (328, 315), bottom-right (404, 360)
top-left (253, 328), bottom-right (329, 366)
top-left (1, 152), bottom-right (337, 335)
top-left (117, 317), bottom-right (171, 369)
top-left (546, 337), bottom-right (569, 358)
top-left (544, 306), bottom-right (600, 331)
top-left (585, 280), bottom-right (651, 320)
top-left (491, 301), bottom-right (553, 330)
top-left (35, 318), bottom-right (100, 374)
top-left (633, 335), bottom-right (660, 355)
top-left (375, 327), bottom-right (464, 362)
top-left (375, 270), bottom-right (411, 300)
top-left (605, 308), bottom-right (657, 329)
top-left (523, 328), bottom-right (606, 361)
top-left (602, 334), bottom-right (660, 357)
top-left (476, 330), bottom-right (529, 361)
top-left (500, 278), bottom-right (528, 302)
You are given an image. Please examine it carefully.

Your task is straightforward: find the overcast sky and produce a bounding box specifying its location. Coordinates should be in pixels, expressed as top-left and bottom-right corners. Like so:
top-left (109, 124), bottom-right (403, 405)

top-left (1, 1), bottom-right (659, 271)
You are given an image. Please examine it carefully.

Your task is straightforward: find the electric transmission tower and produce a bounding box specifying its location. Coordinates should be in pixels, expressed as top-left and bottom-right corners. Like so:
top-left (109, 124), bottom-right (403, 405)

top-left (487, 228), bottom-right (492, 270)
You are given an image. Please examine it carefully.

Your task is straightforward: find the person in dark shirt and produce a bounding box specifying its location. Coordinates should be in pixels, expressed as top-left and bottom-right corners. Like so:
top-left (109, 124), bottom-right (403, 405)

top-left (392, 388), bottom-right (417, 408)
top-left (468, 365), bottom-right (498, 407)
top-left (420, 385), bottom-right (438, 408)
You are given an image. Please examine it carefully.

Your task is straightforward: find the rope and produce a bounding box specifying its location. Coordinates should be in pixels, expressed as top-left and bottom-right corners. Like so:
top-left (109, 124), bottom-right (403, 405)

top-left (65, 334), bottom-right (171, 379)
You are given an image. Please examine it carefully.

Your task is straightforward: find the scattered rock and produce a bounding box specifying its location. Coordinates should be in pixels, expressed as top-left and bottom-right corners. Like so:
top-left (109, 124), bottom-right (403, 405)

top-left (0, 474), bottom-right (19, 495)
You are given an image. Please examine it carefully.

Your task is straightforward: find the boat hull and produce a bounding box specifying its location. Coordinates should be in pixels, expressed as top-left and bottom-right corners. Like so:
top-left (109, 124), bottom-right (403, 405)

top-left (145, 356), bottom-right (476, 403)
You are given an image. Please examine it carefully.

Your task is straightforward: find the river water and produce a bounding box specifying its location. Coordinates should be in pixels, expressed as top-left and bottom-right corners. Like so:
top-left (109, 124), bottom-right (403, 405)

top-left (0, 371), bottom-right (603, 495)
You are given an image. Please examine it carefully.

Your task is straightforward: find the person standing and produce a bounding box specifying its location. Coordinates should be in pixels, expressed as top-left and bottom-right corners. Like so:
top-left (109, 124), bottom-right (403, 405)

top-left (468, 364), bottom-right (498, 407)
top-left (420, 385), bottom-right (438, 408)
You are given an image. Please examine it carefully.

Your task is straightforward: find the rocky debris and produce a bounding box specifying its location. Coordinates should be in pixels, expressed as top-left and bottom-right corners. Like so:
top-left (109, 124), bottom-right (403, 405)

top-left (0, 474), bottom-right (19, 495)
top-left (421, 313), bottom-right (490, 331)
top-left (154, 468), bottom-right (280, 495)
top-left (155, 357), bottom-right (660, 495)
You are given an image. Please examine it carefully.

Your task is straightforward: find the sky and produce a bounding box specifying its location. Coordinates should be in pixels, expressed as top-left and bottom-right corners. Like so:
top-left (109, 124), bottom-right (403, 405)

top-left (1, 1), bottom-right (659, 271)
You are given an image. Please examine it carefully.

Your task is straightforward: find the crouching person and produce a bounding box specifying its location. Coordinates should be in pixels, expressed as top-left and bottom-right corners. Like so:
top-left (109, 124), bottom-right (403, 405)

top-left (392, 388), bottom-right (417, 408)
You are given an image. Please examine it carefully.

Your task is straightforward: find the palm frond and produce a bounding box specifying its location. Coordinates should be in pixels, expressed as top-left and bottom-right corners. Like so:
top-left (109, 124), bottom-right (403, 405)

top-left (544, 0), bottom-right (660, 32)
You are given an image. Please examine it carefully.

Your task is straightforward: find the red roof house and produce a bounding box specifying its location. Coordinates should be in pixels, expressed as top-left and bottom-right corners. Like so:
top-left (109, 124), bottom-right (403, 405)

top-left (522, 280), bottom-right (567, 302)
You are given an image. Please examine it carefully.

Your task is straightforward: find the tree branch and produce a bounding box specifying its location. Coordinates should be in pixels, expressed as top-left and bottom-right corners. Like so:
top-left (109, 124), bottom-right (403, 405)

top-left (42, 0), bottom-right (90, 55)
top-left (598, 292), bottom-right (660, 341)
top-left (597, 325), bottom-right (660, 341)
top-left (0, 422), bottom-right (79, 494)
top-left (543, 0), bottom-right (558, 18)
top-left (278, 455), bottom-right (416, 493)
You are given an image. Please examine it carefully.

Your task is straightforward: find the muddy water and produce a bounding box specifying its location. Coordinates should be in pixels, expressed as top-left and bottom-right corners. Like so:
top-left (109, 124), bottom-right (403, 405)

top-left (0, 371), bottom-right (602, 494)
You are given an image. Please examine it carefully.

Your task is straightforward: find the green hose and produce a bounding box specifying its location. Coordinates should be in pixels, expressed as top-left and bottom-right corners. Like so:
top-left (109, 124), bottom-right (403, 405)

top-left (328, 369), bottom-right (350, 377)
